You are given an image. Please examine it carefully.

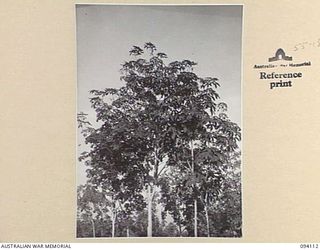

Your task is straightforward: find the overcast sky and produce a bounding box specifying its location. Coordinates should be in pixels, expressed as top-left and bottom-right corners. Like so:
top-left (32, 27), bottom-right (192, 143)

top-left (76, 5), bottom-right (243, 185)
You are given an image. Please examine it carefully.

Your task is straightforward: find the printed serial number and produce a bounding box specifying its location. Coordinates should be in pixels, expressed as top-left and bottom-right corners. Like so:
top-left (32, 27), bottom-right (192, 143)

top-left (300, 244), bottom-right (319, 249)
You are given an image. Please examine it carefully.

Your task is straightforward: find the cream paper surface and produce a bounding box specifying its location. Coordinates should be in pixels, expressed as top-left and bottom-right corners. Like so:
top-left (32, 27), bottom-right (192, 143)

top-left (1, 0), bottom-right (320, 242)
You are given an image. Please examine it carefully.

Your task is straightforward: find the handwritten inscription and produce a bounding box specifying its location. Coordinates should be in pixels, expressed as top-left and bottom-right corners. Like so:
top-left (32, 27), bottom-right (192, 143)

top-left (293, 39), bottom-right (320, 51)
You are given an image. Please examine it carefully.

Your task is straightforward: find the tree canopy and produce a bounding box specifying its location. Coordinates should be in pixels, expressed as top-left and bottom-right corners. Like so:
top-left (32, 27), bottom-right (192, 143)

top-left (77, 43), bottom-right (241, 237)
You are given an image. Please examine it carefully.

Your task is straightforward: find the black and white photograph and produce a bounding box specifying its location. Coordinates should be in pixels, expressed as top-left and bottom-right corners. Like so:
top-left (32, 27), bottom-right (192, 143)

top-left (76, 4), bottom-right (242, 238)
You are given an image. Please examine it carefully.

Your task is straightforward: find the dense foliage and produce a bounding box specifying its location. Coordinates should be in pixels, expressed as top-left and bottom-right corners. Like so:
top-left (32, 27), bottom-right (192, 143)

top-left (77, 43), bottom-right (241, 237)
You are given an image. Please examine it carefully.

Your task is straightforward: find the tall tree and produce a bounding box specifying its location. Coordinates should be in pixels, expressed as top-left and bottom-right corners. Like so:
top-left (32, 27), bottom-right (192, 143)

top-left (78, 43), bottom-right (241, 237)
top-left (78, 110), bottom-right (147, 237)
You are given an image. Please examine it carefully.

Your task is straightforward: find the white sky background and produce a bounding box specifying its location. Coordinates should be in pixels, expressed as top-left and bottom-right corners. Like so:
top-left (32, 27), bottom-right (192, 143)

top-left (76, 5), bottom-right (243, 185)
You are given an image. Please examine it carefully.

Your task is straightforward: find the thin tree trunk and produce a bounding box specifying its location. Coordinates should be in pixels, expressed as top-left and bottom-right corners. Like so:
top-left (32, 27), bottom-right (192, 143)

top-left (147, 184), bottom-right (153, 237)
top-left (111, 202), bottom-right (117, 237)
top-left (178, 209), bottom-right (182, 237)
top-left (158, 205), bottom-right (162, 226)
top-left (204, 193), bottom-right (211, 237)
top-left (111, 216), bottom-right (116, 238)
top-left (91, 219), bottom-right (96, 238)
top-left (126, 227), bottom-right (130, 237)
top-left (194, 199), bottom-right (198, 237)
top-left (204, 204), bottom-right (210, 237)
top-left (190, 140), bottom-right (198, 237)
top-left (147, 148), bottom-right (159, 237)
